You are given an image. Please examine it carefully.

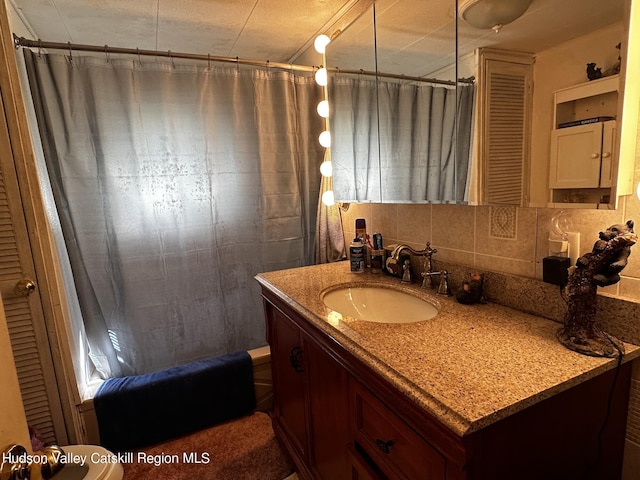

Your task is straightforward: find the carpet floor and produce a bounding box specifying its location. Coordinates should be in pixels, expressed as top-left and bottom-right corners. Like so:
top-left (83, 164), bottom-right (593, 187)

top-left (122, 412), bottom-right (293, 480)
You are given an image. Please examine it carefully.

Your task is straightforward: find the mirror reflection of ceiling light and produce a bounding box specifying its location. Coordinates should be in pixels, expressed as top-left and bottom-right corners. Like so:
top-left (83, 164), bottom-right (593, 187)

top-left (459, 0), bottom-right (533, 33)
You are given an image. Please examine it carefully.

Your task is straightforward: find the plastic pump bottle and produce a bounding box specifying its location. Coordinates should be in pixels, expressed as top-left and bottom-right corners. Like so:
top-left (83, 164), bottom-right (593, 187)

top-left (350, 237), bottom-right (365, 273)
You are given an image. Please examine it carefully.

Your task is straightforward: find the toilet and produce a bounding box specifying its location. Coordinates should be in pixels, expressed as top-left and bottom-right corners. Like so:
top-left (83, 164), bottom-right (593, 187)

top-left (58, 445), bottom-right (124, 480)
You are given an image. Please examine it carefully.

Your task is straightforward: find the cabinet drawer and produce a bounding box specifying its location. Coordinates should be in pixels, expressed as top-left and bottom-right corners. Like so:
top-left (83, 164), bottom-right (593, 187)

top-left (350, 380), bottom-right (445, 480)
top-left (348, 445), bottom-right (384, 480)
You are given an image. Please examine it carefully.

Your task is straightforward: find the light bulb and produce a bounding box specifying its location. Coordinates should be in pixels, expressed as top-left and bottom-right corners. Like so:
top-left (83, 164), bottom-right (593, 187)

top-left (317, 100), bottom-right (329, 118)
top-left (314, 34), bottom-right (331, 54)
top-left (320, 160), bottom-right (333, 177)
top-left (637, 181), bottom-right (640, 200)
top-left (315, 67), bottom-right (328, 86)
top-left (319, 130), bottom-right (331, 148)
top-left (322, 190), bottom-right (335, 206)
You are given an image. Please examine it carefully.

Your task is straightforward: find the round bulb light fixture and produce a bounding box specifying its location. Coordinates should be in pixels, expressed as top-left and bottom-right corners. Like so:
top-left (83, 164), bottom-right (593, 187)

top-left (459, 0), bottom-right (532, 32)
top-left (320, 160), bottom-right (333, 177)
top-left (319, 130), bottom-right (331, 148)
top-left (317, 100), bottom-right (329, 118)
top-left (322, 190), bottom-right (335, 206)
top-left (315, 67), bottom-right (328, 86)
top-left (314, 34), bottom-right (331, 54)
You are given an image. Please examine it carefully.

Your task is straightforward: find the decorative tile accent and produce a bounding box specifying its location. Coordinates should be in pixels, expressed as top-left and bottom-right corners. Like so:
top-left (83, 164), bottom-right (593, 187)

top-left (490, 206), bottom-right (517, 239)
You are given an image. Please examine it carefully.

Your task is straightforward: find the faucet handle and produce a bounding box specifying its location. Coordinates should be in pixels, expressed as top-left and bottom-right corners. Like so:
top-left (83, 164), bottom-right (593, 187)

top-left (401, 259), bottom-right (412, 283)
top-left (437, 270), bottom-right (451, 296)
top-left (425, 242), bottom-right (438, 256)
top-left (420, 270), bottom-right (433, 288)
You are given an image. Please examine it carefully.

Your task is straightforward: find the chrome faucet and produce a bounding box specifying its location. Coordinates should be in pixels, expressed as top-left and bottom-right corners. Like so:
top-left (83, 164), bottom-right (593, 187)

top-left (387, 242), bottom-right (433, 282)
top-left (387, 241), bottom-right (451, 295)
top-left (420, 242), bottom-right (438, 288)
top-left (388, 242), bottom-right (449, 293)
top-left (424, 256), bottom-right (452, 294)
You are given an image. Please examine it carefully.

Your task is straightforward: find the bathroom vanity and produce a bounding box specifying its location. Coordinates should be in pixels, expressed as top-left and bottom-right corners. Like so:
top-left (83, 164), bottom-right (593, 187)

top-left (256, 263), bottom-right (639, 480)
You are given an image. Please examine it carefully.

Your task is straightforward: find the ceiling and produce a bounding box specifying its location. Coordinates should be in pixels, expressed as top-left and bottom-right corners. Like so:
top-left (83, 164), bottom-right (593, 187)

top-left (7, 0), bottom-right (626, 78)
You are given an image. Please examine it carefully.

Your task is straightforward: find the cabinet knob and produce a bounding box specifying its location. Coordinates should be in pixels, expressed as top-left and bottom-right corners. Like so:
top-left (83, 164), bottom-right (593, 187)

top-left (375, 438), bottom-right (394, 454)
top-left (289, 346), bottom-right (304, 373)
top-left (14, 278), bottom-right (36, 297)
top-left (602, 152), bottom-right (611, 158)
top-left (590, 153), bottom-right (599, 159)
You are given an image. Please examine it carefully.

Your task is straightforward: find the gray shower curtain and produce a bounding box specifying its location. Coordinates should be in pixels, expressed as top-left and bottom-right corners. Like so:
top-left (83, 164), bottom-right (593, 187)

top-left (23, 50), bottom-right (324, 377)
top-left (330, 76), bottom-right (475, 203)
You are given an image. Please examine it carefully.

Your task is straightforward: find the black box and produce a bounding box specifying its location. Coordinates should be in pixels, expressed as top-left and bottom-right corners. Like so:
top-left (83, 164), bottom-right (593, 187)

top-left (542, 256), bottom-right (571, 286)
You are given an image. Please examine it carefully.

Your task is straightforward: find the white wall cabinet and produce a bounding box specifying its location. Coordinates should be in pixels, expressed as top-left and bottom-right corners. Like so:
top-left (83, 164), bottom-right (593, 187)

top-left (548, 75), bottom-right (619, 206)
top-left (549, 120), bottom-right (616, 189)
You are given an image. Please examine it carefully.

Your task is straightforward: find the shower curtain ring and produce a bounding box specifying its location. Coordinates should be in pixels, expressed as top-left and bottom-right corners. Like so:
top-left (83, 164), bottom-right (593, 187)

top-left (67, 41), bottom-right (73, 64)
top-left (137, 47), bottom-right (142, 66)
top-left (168, 50), bottom-right (174, 69)
top-left (104, 45), bottom-right (110, 63)
top-left (236, 56), bottom-right (239, 73)
top-left (37, 38), bottom-right (42, 58)
top-left (207, 53), bottom-right (211, 70)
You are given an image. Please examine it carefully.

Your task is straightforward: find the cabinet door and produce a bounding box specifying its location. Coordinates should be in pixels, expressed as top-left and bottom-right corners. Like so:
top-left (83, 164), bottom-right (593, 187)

top-left (268, 304), bottom-right (308, 460)
top-left (478, 49), bottom-right (534, 206)
top-left (306, 339), bottom-right (350, 480)
top-left (266, 297), bottom-right (352, 480)
top-left (549, 123), bottom-right (603, 188)
top-left (599, 120), bottom-right (616, 188)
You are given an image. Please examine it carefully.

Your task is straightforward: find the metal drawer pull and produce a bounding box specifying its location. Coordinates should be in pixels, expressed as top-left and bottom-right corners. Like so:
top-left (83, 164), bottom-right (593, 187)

top-left (289, 346), bottom-right (304, 373)
top-left (376, 438), bottom-right (394, 454)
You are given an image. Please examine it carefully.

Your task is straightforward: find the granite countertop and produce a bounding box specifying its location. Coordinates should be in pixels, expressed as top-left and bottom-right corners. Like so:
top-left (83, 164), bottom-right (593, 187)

top-left (255, 262), bottom-right (640, 437)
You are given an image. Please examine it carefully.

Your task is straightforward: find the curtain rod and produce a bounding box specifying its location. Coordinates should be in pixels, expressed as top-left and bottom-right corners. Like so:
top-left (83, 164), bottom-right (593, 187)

top-left (13, 35), bottom-right (473, 86)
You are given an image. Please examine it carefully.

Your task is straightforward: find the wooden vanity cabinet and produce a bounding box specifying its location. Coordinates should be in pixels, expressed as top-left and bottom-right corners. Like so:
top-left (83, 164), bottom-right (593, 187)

top-left (267, 299), bottom-right (308, 463)
top-left (262, 290), bottom-right (632, 480)
top-left (263, 291), bottom-right (463, 480)
top-left (264, 295), bottom-right (351, 480)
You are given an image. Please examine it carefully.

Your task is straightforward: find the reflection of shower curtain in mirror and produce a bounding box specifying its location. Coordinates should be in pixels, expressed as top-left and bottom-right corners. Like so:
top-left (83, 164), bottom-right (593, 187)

top-left (330, 77), bottom-right (475, 203)
top-left (23, 51), bottom-right (323, 377)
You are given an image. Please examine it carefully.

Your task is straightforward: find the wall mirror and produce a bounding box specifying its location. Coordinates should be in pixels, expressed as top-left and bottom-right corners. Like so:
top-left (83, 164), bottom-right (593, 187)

top-left (327, 0), bottom-right (630, 208)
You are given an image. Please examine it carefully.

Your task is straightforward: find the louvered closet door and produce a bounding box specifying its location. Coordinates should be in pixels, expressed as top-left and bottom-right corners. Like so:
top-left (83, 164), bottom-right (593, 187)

top-left (0, 88), bottom-right (67, 445)
top-left (479, 49), bottom-right (534, 206)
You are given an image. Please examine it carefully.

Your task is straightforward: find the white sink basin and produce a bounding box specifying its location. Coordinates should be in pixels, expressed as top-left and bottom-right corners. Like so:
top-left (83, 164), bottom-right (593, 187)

top-left (321, 285), bottom-right (438, 323)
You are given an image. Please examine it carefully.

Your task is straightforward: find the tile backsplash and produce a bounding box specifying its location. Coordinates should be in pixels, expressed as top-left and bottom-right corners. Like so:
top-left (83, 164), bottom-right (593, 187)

top-left (341, 199), bottom-right (640, 302)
